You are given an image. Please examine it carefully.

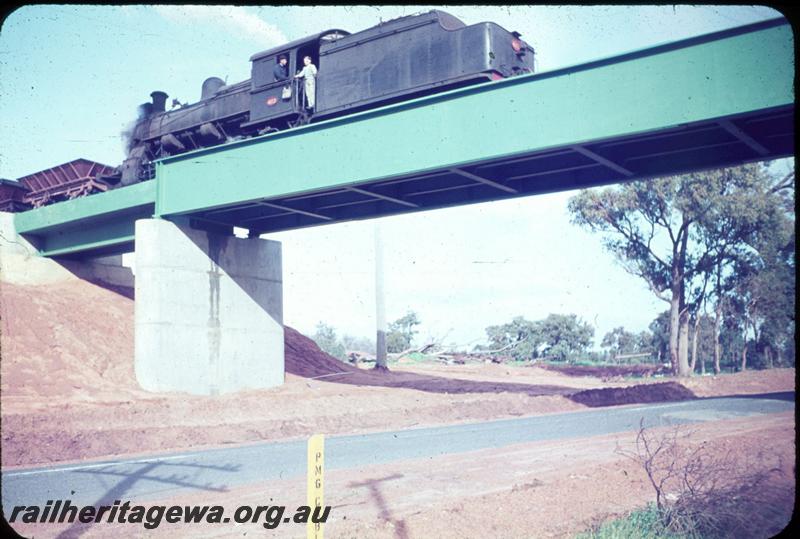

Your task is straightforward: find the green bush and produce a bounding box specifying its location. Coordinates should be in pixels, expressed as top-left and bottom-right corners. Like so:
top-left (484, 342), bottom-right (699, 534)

top-left (577, 504), bottom-right (698, 539)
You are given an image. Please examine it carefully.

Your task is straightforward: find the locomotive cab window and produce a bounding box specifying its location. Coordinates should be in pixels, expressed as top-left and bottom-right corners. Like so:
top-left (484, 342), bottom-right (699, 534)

top-left (273, 54), bottom-right (291, 82)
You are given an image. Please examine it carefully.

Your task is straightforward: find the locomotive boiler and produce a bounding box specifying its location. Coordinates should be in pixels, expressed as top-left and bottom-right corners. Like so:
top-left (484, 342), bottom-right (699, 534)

top-left (120, 10), bottom-right (534, 185)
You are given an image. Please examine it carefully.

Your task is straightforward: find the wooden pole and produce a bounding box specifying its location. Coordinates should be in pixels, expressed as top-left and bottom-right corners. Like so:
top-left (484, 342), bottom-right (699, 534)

top-left (374, 223), bottom-right (387, 370)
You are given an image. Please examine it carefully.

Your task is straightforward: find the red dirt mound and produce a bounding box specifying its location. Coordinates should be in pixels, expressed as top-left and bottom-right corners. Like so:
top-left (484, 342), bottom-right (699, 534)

top-left (284, 326), bottom-right (361, 378)
top-left (0, 281), bottom-right (140, 400)
top-left (569, 382), bottom-right (697, 407)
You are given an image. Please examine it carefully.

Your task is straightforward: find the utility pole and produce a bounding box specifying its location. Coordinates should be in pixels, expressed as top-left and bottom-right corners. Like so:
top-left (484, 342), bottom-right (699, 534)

top-left (374, 223), bottom-right (388, 370)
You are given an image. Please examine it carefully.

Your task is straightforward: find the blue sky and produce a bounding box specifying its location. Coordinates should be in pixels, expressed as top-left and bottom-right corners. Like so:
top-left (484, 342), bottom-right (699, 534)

top-left (0, 5), bottom-right (789, 349)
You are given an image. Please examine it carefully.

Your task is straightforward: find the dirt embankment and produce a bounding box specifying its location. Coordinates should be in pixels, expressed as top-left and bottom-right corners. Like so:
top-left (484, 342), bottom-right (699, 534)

top-left (1, 279), bottom-right (795, 467)
top-left (0, 280), bottom-right (138, 401)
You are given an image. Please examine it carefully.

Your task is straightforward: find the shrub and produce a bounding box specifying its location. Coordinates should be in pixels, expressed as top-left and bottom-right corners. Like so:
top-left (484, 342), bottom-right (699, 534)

top-left (610, 420), bottom-right (793, 539)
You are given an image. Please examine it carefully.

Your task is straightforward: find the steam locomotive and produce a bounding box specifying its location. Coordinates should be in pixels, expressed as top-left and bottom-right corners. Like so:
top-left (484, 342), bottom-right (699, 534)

top-left (119, 10), bottom-right (534, 185)
top-left (3, 10), bottom-right (534, 209)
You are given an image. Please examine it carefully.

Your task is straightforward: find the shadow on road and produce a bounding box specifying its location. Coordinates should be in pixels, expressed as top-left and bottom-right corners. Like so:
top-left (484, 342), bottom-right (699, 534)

top-left (55, 460), bottom-right (239, 538)
top-left (348, 474), bottom-right (409, 539)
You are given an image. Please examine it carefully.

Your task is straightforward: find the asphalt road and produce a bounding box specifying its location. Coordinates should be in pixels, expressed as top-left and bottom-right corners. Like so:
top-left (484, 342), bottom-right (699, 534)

top-left (2, 392), bottom-right (793, 514)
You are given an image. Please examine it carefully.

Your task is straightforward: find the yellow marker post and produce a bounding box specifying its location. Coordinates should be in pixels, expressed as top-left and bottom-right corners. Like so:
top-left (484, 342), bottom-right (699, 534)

top-left (307, 433), bottom-right (324, 539)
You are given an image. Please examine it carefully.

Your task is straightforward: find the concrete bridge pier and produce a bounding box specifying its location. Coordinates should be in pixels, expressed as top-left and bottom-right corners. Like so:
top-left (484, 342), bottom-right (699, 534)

top-left (134, 218), bottom-right (284, 395)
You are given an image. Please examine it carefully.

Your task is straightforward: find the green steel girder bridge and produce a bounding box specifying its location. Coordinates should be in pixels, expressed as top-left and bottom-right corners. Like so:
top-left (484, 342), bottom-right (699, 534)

top-left (14, 18), bottom-right (794, 259)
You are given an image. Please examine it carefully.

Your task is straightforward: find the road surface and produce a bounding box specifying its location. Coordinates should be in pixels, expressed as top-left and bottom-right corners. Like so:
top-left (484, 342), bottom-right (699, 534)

top-left (2, 392), bottom-right (793, 514)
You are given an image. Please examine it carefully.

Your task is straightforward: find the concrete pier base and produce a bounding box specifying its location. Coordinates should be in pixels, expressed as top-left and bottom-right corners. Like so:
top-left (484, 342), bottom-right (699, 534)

top-left (134, 218), bottom-right (284, 395)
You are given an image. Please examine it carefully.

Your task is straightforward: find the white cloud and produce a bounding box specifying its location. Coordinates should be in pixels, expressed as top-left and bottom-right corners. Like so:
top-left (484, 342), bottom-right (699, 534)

top-left (154, 5), bottom-right (287, 47)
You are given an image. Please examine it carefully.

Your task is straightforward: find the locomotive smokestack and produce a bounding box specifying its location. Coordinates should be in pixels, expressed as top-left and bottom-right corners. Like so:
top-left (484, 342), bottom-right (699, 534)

top-left (150, 91), bottom-right (168, 113)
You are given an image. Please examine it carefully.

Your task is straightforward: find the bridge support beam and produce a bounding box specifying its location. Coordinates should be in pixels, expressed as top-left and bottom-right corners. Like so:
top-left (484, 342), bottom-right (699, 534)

top-left (134, 218), bottom-right (284, 395)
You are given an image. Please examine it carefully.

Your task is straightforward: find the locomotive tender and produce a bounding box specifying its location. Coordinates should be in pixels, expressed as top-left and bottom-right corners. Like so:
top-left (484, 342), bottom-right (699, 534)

top-left (120, 10), bottom-right (534, 185)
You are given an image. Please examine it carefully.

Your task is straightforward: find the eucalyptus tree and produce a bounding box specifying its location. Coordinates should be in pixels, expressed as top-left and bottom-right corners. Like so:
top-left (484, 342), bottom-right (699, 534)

top-left (569, 163), bottom-right (793, 376)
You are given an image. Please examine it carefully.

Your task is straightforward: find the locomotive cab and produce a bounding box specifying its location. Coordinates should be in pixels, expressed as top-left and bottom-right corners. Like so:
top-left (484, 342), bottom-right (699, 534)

top-left (247, 30), bottom-right (350, 130)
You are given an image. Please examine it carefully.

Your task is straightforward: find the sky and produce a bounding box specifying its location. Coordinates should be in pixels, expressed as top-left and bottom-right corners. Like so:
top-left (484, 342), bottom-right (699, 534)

top-left (0, 5), bottom-right (790, 350)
